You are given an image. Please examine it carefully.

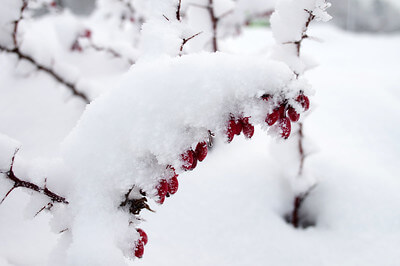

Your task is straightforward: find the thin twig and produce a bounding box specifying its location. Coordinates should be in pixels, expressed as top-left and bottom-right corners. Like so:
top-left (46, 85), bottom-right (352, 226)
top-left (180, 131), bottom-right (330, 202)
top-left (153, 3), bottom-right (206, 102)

top-left (12, 0), bottom-right (28, 47)
top-left (176, 0), bottom-right (182, 21)
top-left (179, 31), bottom-right (202, 54)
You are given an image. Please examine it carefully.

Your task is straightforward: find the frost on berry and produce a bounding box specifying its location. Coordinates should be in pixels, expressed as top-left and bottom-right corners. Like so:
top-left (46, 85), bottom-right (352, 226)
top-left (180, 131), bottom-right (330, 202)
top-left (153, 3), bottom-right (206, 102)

top-left (181, 150), bottom-right (195, 170)
top-left (195, 142), bottom-right (208, 162)
top-left (134, 240), bottom-right (144, 258)
top-left (287, 106), bottom-right (300, 122)
top-left (234, 120), bottom-right (242, 135)
top-left (156, 179), bottom-right (168, 204)
top-left (296, 94), bottom-right (310, 111)
top-left (265, 108), bottom-right (280, 126)
top-left (137, 228), bottom-right (148, 245)
top-left (168, 175), bottom-right (179, 194)
top-left (226, 119), bottom-right (236, 142)
top-left (191, 153), bottom-right (198, 170)
top-left (279, 117), bottom-right (291, 139)
top-left (241, 117), bottom-right (254, 139)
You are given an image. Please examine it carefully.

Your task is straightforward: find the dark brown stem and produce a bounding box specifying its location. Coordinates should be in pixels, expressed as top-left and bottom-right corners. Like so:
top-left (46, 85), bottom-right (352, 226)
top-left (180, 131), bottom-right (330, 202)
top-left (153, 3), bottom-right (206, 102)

top-left (176, 0), bottom-right (182, 21)
top-left (179, 31), bottom-right (202, 55)
top-left (297, 122), bottom-right (305, 176)
top-left (290, 185), bottom-right (315, 228)
top-left (0, 149), bottom-right (69, 205)
top-left (0, 45), bottom-right (90, 103)
top-left (88, 41), bottom-right (135, 65)
top-left (208, 0), bottom-right (218, 52)
top-left (289, 10), bottom-right (316, 228)
top-left (12, 0), bottom-right (28, 47)
top-left (192, 1), bottom-right (233, 52)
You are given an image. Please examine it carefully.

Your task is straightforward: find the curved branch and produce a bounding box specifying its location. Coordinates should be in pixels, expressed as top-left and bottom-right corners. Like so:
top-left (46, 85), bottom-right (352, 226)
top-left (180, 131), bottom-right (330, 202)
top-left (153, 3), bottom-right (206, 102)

top-left (0, 45), bottom-right (90, 103)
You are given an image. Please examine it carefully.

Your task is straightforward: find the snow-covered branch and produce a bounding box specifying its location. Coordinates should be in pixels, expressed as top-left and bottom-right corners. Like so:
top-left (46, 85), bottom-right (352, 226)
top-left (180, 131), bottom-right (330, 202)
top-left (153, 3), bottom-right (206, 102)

top-left (0, 149), bottom-right (68, 205)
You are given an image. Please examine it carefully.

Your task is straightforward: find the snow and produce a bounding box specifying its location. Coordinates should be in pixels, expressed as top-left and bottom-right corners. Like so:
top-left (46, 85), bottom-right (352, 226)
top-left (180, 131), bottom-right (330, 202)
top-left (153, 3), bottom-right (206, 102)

top-left (57, 52), bottom-right (304, 265)
top-left (1, 1), bottom-right (400, 265)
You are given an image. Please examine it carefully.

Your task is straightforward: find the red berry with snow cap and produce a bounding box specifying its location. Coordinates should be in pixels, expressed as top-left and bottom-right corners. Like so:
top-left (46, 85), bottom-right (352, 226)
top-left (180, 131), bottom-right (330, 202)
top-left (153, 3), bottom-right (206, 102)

top-left (195, 142), bottom-right (208, 162)
top-left (181, 150), bottom-right (195, 170)
top-left (296, 94), bottom-right (310, 111)
top-left (191, 152), bottom-right (198, 170)
top-left (226, 119), bottom-right (236, 142)
top-left (234, 120), bottom-right (242, 135)
top-left (156, 179), bottom-right (168, 204)
top-left (134, 241), bottom-right (144, 258)
top-left (168, 175), bottom-right (179, 194)
top-left (287, 106), bottom-right (300, 122)
top-left (241, 117), bottom-right (254, 139)
top-left (279, 117), bottom-right (291, 139)
top-left (136, 228), bottom-right (148, 245)
top-left (265, 108), bottom-right (280, 126)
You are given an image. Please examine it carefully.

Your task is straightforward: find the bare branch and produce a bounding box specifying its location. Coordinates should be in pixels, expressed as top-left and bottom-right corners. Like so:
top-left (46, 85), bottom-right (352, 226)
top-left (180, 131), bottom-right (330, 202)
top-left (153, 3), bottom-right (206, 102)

top-left (0, 149), bottom-right (69, 205)
top-left (163, 14), bottom-right (170, 21)
top-left (0, 45), bottom-right (90, 103)
top-left (87, 42), bottom-right (135, 65)
top-left (176, 0), bottom-right (182, 21)
top-left (12, 0), bottom-right (28, 47)
top-left (179, 31), bottom-right (203, 55)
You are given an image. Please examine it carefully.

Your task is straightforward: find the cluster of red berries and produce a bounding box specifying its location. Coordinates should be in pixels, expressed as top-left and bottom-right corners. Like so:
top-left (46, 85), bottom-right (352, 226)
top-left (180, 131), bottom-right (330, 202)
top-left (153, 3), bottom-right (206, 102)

top-left (154, 141), bottom-right (208, 205)
top-left (71, 29), bottom-right (92, 52)
top-left (226, 116), bottom-right (254, 142)
top-left (264, 93), bottom-right (310, 139)
top-left (134, 228), bottom-right (148, 258)
top-left (139, 92), bottom-right (309, 259)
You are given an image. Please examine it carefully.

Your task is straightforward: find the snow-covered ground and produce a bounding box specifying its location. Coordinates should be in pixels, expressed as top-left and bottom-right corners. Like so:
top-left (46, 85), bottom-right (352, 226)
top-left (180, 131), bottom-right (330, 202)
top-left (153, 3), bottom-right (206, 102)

top-left (1, 25), bottom-right (400, 265)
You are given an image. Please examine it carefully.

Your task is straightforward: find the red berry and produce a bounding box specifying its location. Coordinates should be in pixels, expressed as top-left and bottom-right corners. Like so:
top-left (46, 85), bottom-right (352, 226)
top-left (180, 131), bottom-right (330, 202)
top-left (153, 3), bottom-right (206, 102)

top-left (265, 109), bottom-right (280, 126)
top-left (156, 179), bottom-right (168, 204)
top-left (234, 120), bottom-right (242, 135)
top-left (181, 150), bottom-right (194, 170)
top-left (191, 153), bottom-right (198, 170)
top-left (279, 117), bottom-right (291, 139)
top-left (134, 240), bottom-right (144, 258)
top-left (83, 29), bottom-right (92, 38)
top-left (240, 117), bottom-right (254, 139)
top-left (243, 123), bottom-right (254, 139)
top-left (168, 175), bottom-right (179, 194)
top-left (296, 95), bottom-right (310, 111)
top-left (50, 1), bottom-right (57, 7)
top-left (195, 142), bottom-right (208, 162)
top-left (287, 106), bottom-right (300, 122)
top-left (226, 120), bottom-right (236, 142)
top-left (137, 229), bottom-right (148, 245)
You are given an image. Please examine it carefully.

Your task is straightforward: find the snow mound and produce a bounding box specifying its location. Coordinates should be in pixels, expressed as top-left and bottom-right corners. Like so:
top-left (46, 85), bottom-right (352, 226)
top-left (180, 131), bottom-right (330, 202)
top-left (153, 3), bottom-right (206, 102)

top-left (60, 52), bottom-right (309, 265)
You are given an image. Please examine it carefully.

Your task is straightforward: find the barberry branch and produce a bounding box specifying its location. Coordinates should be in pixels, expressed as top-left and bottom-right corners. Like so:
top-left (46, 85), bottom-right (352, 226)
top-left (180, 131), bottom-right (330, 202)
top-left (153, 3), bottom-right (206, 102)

top-left (287, 9), bottom-right (316, 228)
top-left (87, 42), bottom-right (135, 65)
top-left (0, 149), bottom-right (69, 205)
top-left (179, 31), bottom-right (202, 55)
top-left (191, 0), bottom-right (233, 52)
top-left (12, 0), bottom-right (28, 47)
top-left (0, 45), bottom-right (90, 103)
top-left (176, 0), bottom-right (182, 21)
